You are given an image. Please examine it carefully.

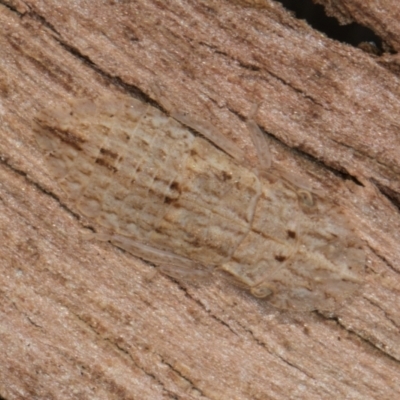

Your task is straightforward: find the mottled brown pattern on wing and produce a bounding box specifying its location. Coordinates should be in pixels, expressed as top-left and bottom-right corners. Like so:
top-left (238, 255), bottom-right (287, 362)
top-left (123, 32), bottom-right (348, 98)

top-left (35, 94), bottom-right (365, 311)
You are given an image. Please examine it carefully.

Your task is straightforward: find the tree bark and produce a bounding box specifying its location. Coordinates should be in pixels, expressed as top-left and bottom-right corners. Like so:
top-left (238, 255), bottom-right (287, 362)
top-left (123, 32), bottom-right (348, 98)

top-left (0, 0), bottom-right (399, 399)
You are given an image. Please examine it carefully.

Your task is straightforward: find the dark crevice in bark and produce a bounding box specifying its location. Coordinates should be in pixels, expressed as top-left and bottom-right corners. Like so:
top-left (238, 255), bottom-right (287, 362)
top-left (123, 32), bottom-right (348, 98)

top-left (371, 179), bottom-right (400, 212)
top-left (51, 36), bottom-right (161, 106)
top-left (275, 0), bottom-right (388, 55)
top-left (29, 9), bottom-right (60, 36)
top-left (0, 0), bottom-right (26, 16)
top-left (160, 358), bottom-right (207, 398)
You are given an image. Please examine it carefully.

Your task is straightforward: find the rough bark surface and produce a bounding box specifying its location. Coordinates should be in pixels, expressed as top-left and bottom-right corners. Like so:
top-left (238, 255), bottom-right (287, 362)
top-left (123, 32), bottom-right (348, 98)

top-left (0, 0), bottom-right (399, 399)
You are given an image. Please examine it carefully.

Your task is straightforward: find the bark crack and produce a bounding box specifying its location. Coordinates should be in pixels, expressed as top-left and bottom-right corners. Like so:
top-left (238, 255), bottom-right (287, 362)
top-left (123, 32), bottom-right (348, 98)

top-left (0, 155), bottom-right (83, 224)
top-left (316, 311), bottom-right (400, 365)
top-left (71, 310), bottom-right (182, 399)
top-left (272, 0), bottom-right (387, 54)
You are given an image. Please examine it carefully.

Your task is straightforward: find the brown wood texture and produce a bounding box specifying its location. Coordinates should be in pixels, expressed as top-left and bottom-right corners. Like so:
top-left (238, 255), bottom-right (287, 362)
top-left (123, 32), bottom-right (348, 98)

top-left (1, 0), bottom-right (399, 399)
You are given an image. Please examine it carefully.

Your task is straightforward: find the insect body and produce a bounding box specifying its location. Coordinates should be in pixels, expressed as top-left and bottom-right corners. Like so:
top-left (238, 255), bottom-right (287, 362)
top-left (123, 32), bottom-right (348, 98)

top-left (35, 94), bottom-right (365, 311)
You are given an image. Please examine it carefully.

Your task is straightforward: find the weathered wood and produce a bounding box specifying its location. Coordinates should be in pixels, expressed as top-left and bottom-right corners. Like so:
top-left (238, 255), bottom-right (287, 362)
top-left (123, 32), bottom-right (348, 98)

top-left (0, 0), bottom-right (399, 399)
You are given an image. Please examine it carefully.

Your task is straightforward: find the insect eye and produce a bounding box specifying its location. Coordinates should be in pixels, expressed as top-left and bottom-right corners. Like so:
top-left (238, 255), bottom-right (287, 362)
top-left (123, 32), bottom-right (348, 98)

top-left (297, 190), bottom-right (314, 207)
top-left (251, 286), bottom-right (273, 298)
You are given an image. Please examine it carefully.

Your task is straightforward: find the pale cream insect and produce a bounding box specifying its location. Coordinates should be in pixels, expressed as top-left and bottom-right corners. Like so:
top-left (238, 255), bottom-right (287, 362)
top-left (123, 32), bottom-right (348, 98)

top-left (35, 94), bottom-right (365, 311)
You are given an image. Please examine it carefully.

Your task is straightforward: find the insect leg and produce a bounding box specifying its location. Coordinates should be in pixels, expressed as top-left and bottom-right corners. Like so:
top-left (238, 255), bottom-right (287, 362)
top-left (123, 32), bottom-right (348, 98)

top-left (244, 103), bottom-right (272, 174)
top-left (245, 105), bottom-right (320, 199)
top-left (172, 111), bottom-right (247, 164)
top-left (150, 83), bottom-right (245, 163)
top-left (109, 234), bottom-right (211, 281)
top-left (246, 119), bottom-right (272, 174)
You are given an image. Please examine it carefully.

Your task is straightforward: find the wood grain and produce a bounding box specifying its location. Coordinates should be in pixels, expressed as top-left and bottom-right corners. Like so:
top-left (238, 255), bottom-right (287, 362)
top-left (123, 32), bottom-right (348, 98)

top-left (1, 0), bottom-right (399, 399)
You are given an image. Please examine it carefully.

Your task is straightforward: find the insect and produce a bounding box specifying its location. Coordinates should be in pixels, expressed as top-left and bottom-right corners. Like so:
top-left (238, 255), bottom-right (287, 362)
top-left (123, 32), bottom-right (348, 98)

top-left (34, 93), bottom-right (365, 311)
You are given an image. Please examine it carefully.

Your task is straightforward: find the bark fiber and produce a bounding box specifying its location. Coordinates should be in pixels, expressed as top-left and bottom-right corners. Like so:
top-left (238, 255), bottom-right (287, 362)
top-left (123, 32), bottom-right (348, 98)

top-left (1, 0), bottom-right (399, 399)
